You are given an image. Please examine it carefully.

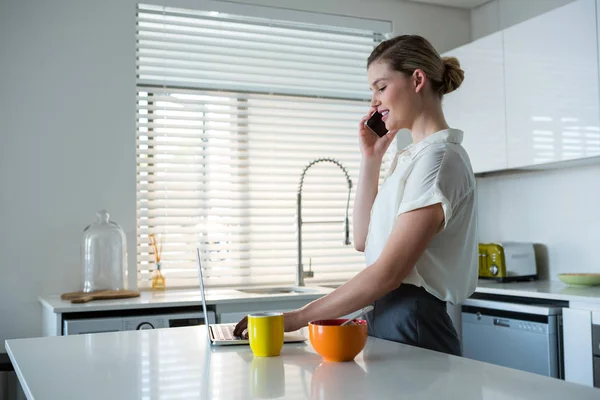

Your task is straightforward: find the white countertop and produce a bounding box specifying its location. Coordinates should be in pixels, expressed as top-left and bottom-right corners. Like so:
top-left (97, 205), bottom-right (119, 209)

top-left (39, 280), bottom-right (600, 315)
top-left (6, 325), bottom-right (599, 400)
top-left (475, 279), bottom-right (600, 302)
top-left (39, 286), bottom-right (334, 313)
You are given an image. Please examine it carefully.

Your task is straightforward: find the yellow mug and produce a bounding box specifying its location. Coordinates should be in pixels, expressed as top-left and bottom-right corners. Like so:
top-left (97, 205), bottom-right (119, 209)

top-left (247, 312), bottom-right (284, 357)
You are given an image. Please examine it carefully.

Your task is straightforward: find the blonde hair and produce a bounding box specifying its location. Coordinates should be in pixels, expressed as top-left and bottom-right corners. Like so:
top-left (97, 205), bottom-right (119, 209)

top-left (367, 35), bottom-right (464, 96)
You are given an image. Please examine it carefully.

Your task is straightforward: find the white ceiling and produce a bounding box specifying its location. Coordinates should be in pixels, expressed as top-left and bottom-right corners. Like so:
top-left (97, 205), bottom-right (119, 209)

top-left (405, 0), bottom-right (490, 9)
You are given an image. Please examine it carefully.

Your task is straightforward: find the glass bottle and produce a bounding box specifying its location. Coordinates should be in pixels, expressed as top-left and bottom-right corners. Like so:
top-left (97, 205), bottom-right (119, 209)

top-left (82, 210), bottom-right (128, 292)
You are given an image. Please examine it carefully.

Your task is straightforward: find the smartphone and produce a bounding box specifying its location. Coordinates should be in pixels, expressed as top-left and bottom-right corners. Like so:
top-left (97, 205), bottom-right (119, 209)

top-left (365, 111), bottom-right (388, 137)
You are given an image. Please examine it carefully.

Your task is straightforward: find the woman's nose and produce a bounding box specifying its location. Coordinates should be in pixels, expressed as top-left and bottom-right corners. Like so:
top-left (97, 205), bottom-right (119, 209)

top-left (370, 95), bottom-right (379, 108)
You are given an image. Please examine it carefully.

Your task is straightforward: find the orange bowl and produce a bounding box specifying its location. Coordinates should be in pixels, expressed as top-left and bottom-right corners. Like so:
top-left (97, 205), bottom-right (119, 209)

top-left (308, 319), bottom-right (368, 362)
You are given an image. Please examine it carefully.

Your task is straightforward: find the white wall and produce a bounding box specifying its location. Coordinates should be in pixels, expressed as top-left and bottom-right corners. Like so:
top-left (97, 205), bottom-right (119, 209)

top-left (470, 0), bottom-right (600, 280)
top-left (0, 0), bottom-right (469, 349)
top-left (0, 0), bottom-right (138, 353)
top-left (476, 163), bottom-right (600, 280)
top-left (471, 0), bottom-right (576, 40)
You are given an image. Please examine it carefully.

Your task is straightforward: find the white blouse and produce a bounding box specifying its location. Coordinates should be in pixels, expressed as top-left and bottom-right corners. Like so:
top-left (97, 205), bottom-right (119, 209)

top-left (364, 129), bottom-right (478, 305)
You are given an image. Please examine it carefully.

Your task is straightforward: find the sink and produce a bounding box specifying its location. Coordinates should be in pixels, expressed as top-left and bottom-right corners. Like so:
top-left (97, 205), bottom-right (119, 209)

top-left (321, 284), bottom-right (341, 289)
top-left (236, 286), bottom-right (318, 295)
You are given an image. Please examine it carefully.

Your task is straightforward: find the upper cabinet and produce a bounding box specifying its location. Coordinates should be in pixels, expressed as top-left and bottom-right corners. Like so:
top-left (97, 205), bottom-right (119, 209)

top-left (443, 32), bottom-right (507, 173)
top-left (503, 0), bottom-right (600, 168)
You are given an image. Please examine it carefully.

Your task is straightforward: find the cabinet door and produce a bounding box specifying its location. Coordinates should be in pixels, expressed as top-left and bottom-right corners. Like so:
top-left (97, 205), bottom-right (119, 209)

top-left (504, 0), bottom-right (600, 168)
top-left (563, 307), bottom-right (594, 386)
top-left (442, 32), bottom-right (507, 173)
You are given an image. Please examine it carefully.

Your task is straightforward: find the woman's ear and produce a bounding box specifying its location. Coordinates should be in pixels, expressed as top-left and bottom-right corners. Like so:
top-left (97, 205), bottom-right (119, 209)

top-left (412, 69), bottom-right (427, 93)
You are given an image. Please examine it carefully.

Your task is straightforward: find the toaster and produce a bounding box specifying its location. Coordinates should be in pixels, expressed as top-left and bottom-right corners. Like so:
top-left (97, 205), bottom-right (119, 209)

top-left (478, 242), bottom-right (538, 282)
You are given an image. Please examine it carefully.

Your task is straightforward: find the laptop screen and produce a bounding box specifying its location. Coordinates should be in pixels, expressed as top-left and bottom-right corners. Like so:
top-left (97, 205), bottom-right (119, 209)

top-left (196, 248), bottom-right (213, 343)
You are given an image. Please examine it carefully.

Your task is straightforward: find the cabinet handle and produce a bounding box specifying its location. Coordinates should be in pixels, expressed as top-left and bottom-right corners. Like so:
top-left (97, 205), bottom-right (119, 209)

top-left (493, 318), bottom-right (510, 327)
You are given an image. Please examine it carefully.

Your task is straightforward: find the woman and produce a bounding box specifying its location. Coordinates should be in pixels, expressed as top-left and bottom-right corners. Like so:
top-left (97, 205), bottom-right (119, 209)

top-left (234, 35), bottom-right (478, 356)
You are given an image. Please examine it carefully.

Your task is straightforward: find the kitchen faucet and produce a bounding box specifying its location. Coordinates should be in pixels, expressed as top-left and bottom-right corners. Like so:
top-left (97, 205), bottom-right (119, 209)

top-left (297, 158), bottom-right (353, 287)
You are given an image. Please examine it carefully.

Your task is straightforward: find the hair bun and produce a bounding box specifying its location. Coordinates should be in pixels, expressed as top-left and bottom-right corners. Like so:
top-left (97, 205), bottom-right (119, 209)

top-left (441, 56), bottom-right (464, 94)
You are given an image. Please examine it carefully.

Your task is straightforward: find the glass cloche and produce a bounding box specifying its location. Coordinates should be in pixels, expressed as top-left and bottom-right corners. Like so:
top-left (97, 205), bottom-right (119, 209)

top-left (81, 210), bottom-right (128, 292)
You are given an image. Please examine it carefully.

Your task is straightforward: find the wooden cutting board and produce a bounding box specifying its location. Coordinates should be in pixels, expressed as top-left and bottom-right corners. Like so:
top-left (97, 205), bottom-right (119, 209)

top-left (61, 290), bottom-right (141, 304)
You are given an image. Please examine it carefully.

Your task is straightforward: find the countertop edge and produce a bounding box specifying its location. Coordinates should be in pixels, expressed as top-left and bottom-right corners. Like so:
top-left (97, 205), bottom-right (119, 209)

top-left (5, 343), bottom-right (34, 400)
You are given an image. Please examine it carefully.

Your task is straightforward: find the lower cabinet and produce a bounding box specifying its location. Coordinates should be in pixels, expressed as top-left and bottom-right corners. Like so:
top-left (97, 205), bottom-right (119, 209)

top-left (458, 294), bottom-right (600, 387)
top-left (563, 306), bottom-right (597, 387)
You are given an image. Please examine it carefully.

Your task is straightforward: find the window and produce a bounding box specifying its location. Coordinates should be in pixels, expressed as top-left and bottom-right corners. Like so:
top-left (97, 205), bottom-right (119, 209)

top-left (136, 4), bottom-right (393, 288)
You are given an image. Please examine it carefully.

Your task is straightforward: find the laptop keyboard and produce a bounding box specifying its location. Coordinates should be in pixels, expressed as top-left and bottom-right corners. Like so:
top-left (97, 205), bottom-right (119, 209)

top-left (214, 324), bottom-right (238, 341)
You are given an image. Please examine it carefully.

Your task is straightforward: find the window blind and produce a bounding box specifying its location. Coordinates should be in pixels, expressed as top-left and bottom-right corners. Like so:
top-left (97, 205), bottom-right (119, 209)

top-left (136, 4), bottom-right (394, 288)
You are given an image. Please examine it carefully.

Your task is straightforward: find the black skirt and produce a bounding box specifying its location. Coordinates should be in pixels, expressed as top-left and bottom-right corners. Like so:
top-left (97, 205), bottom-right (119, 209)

top-left (365, 283), bottom-right (462, 356)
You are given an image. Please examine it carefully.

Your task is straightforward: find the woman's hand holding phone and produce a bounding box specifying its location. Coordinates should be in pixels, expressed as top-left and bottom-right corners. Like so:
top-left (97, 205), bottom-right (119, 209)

top-left (359, 107), bottom-right (398, 160)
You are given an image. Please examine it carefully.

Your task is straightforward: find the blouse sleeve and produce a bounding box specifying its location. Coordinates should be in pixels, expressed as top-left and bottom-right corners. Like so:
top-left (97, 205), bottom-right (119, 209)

top-left (396, 147), bottom-right (454, 231)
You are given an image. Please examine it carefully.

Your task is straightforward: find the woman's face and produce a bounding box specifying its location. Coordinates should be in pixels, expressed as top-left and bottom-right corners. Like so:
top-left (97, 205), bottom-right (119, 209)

top-left (367, 61), bottom-right (420, 132)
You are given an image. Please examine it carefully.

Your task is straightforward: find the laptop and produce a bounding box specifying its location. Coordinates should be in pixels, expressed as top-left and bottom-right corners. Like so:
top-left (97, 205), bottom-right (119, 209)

top-left (196, 248), bottom-right (306, 346)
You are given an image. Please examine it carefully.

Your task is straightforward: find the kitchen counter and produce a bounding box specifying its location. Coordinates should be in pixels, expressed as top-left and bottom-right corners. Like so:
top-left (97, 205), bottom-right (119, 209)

top-left (38, 280), bottom-right (600, 323)
top-left (39, 286), bottom-right (334, 313)
top-left (39, 280), bottom-right (600, 315)
top-left (6, 325), bottom-right (599, 400)
top-left (475, 279), bottom-right (600, 303)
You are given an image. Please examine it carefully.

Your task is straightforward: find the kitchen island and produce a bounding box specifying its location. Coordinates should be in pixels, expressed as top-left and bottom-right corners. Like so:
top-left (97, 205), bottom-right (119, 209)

top-left (5, 325), bottom-right (599, 399)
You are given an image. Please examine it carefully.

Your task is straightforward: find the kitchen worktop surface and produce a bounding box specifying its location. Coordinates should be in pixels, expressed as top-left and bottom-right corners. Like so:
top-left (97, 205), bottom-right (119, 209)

top-left (39, 285), bottom-right (335, 313)
top-left (40, 279), bottom-right (600, 314)
top-left (475, 279), bottom-right (600, 302)
top-left (6, 325), bottom-right (599, 400)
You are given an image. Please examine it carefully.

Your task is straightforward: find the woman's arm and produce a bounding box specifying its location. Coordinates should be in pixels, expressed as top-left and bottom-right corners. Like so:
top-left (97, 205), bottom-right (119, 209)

top-left (352, 157), bottom-right (382, 252)
top-left (233, 202), bottom-right (444, 337)
top-left (289, 203), bottom-right (444, 329)
top-left (352, 111), bottom-right (398, 252)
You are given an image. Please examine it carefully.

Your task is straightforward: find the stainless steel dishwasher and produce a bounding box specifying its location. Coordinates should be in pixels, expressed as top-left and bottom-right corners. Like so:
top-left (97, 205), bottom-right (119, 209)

top-left (461, 298), bottom-right (564, 378)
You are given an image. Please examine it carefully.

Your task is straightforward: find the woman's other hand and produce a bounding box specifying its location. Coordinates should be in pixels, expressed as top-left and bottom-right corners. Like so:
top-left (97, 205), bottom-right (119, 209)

top-left (358, 107), bottom-right (398, 160)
